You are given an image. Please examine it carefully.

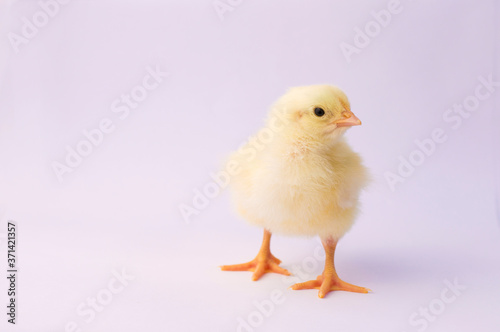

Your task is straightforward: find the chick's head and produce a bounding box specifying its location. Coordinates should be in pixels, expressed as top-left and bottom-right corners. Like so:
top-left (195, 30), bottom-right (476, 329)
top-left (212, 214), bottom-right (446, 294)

top-left (269, 85), bottom-right (361, 144)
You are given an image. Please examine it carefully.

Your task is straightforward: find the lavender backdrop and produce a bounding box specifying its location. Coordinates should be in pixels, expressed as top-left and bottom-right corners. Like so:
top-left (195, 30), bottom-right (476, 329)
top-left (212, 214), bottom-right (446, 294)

top-left (0, 1), bottom-right (499, 331)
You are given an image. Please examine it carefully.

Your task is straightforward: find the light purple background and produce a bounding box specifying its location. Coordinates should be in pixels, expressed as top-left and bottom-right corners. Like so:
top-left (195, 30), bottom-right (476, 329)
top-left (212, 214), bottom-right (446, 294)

top-left (0, 0), bottom-right (499, 331)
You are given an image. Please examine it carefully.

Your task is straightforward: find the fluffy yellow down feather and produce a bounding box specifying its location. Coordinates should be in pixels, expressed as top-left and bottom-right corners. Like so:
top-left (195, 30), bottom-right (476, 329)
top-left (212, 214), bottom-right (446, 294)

top-left (229, 85), bottom-right (368, 240)
top-left (221, 85), bottom-right (371, 298)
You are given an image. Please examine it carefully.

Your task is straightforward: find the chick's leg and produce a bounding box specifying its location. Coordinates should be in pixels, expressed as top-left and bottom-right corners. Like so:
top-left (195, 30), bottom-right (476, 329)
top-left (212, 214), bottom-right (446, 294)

top-left (291, 237), bottom-right (370, 298)
top-left (220, 229), bottom-right (290, 281)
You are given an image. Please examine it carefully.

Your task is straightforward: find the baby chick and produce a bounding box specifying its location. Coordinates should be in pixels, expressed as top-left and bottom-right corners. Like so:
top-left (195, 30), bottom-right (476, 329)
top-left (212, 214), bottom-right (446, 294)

top-left (221, 85), bottom-right (369, 298)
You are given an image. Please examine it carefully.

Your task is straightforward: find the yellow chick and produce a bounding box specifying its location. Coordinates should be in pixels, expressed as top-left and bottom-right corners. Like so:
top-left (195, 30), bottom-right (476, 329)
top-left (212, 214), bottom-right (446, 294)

top-left (221, 85), bottom-right (370, 298)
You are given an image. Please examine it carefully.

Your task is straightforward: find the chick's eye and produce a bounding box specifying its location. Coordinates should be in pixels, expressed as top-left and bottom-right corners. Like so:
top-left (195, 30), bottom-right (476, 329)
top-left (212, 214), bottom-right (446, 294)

top-left (314, 107), bottom-right (325, 117)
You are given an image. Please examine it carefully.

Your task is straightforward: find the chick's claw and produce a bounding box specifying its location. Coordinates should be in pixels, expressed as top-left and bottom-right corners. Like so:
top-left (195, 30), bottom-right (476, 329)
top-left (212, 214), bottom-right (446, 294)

top-left (291, 274), bottom-right (370, 298)
top-left (220, 254), bottom-right (290, 281)
top-left (221, 230), bottom-right (290, 281)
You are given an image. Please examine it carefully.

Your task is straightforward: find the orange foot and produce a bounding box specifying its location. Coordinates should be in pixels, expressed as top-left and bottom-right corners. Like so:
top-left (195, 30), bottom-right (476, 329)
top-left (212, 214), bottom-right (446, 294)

top-left (290, 237), bottom-right (371, 298)
top-left (291, 273), bottom-right (371, 298)
top-left (221, 253), bottom-right (290, 281)
top-left (220, 230), bottom-right (290, 281)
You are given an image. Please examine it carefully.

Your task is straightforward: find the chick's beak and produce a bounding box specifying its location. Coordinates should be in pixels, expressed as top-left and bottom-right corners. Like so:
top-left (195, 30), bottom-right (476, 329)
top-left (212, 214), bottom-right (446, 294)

top-left (334, 111), bottom-right (362, 127)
